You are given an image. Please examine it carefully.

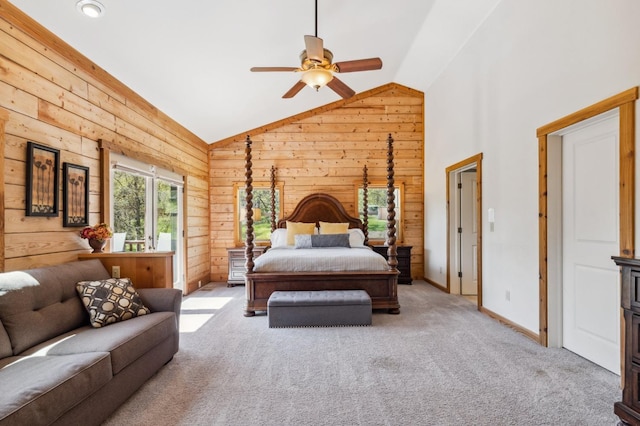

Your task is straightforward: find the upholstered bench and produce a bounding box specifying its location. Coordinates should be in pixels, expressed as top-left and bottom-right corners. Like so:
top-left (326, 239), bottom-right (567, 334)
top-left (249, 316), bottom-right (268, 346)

top-left (267, 290), bottom-right (372, 328)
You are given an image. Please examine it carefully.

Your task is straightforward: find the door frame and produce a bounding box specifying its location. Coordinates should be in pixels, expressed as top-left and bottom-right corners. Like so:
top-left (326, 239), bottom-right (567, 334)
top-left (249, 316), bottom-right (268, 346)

top-left (537, 87), bottom-right (638, 347)
top-left (446, 153), bottom-right (483, 308)
top-left (99, 141), bottom-right (189, 293)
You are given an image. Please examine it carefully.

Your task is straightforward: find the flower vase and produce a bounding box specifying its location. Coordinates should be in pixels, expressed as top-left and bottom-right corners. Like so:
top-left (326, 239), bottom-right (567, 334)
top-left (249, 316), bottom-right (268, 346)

top-left (88, 238), bottom-right (107, 253)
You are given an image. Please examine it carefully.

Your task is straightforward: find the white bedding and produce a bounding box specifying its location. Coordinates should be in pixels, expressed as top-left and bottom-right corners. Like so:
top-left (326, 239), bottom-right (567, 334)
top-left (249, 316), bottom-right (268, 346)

top-left (253, 246), bottom-right (390, 272)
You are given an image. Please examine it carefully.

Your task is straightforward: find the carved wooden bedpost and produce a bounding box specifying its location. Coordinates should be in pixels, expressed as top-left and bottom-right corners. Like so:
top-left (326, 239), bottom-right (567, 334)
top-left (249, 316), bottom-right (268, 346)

top-left (386, 134), bottom-right (398, 271)
top-left (362, 165), bottom-right (369, 246)
top-left (270, 165), bottom-right (277, 232)
top-left (244, 136), bottom-right (255, 274)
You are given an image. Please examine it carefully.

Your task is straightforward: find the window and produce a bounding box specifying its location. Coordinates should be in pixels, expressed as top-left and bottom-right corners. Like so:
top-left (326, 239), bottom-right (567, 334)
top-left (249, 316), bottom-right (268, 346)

top-left (234, 183), bottom-right (283, 246)
top-left (356, 182), bottom-right (404, 244)
top-left (110, 153), bottom-right (184, 289)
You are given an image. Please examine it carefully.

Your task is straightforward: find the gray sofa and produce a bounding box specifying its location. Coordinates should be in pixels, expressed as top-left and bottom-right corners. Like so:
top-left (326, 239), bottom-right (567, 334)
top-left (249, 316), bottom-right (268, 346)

top-left (0, 259), bottom-right (182, 426)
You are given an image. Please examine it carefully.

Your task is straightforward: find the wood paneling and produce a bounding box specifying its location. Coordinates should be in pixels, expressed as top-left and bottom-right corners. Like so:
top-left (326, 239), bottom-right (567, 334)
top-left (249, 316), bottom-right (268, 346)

top-left (209, 83), bottom-right (424, 282)
top-left (78, 252), bottom-right (174, 289)
top-left (0, 2), bottom-right (210, 294)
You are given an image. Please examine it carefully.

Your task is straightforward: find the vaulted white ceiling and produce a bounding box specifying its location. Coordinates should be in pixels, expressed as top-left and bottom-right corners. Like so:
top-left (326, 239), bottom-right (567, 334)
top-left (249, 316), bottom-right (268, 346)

top-left (8, 0), bottom-right (501, 143)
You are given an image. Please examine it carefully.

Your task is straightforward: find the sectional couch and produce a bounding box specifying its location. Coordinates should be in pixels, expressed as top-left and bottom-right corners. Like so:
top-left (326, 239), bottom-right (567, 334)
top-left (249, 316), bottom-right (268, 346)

top-left (0, 259), bottom-right (182, 425)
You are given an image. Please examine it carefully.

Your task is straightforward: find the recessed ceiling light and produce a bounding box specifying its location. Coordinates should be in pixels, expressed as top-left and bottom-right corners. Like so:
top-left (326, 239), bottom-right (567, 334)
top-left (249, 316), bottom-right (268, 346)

top-left (76, 0), bottom-right (105, 18)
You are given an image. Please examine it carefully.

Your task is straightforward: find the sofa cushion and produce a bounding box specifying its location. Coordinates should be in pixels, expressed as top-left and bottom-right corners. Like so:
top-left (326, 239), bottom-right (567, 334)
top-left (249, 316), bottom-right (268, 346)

top-left (21, 312), bottom-right (177, 375)
top-left (0, 352), bottom-right (112, 425)
top-left (76, 278), bottom-right (150, 328)
top-left (0, 320), bottom-right (12, 359)
top-left (0, 260), bottom-right (110, 355)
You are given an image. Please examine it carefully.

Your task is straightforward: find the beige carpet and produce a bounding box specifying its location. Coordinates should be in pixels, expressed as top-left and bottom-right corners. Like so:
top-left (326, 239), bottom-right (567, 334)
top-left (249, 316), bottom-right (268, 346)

top-left (103, 282), bottom-right (620, 425)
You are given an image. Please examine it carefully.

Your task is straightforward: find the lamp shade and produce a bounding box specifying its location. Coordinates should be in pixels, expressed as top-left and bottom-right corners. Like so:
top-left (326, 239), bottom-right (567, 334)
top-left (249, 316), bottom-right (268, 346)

top-left (301, 68), bottom-right (333, 90)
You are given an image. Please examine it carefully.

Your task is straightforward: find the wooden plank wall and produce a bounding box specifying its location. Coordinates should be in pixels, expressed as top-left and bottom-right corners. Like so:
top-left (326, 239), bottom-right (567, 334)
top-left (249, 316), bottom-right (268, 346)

top-left (0, 1), bottom-right (210, 294)
top-left (209, 83), bottom-right (424, 282)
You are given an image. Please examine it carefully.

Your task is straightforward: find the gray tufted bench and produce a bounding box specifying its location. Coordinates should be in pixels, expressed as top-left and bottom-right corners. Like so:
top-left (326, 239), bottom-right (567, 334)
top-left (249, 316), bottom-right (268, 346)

top-left (267, 290), bottom-right (372, 328)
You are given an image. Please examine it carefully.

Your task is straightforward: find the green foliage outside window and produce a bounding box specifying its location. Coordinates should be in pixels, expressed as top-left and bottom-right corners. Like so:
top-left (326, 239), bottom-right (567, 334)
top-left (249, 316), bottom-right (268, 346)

top-left (113, 171), bottom-right (178, 251)
top-left (238, 187), bottom-right (280, 244)
top-left (113, 171), bottom-right (146, 242)
top-left (357, 186), bottom-right (401, 242)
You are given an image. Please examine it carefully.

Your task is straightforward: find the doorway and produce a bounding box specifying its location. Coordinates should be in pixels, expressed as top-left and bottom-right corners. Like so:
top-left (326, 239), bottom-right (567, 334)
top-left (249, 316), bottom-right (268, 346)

top-left (537, 87), bottom-right (638, 369)
top-left (446, 154), bottom-right (483, 308)
top-left (110, 153), bottom-right (185, 292)
top-left (459, 170), bottom-right (478, 298)
top-left (548, 111), bottom-right (621, 374)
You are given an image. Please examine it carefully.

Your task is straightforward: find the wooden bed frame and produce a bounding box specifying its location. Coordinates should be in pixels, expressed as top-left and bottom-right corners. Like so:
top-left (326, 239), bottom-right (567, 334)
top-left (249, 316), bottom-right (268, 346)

top-left (242, 135), bottom-right (400, 317)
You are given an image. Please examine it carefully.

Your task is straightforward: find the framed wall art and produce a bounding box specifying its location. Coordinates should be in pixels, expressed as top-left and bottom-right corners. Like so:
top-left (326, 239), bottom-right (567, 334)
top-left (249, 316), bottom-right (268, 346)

top-left (26, 141), bottom-right (59, 216)
top-left (63, 162), bottom-right (89, 227)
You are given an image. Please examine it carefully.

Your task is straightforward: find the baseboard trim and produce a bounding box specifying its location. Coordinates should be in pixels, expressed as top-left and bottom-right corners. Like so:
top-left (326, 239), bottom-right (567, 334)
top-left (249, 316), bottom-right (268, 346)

top-left (421, 277), bottom-right (540, 344)
top-left (479, 306), bottom-right (540, 343)
top-left (186, 273), bottom-right (210, 296)
top-left (424, 277), bottom-right (447, 292)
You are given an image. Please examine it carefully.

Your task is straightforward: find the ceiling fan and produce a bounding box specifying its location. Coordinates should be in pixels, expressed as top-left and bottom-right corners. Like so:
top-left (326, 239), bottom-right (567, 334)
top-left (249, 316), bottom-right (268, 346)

top-left (250, 0), bottom-right (383, 99)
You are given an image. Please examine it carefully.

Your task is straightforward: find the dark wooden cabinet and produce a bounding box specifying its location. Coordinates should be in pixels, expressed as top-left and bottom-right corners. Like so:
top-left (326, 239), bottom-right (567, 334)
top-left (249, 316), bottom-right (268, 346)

top-left (613, 256), bottom-right (640, 425)
top-left (227, 247), bottom-right (265, 287)
top-left (372, 245), bottom-right (412, 284)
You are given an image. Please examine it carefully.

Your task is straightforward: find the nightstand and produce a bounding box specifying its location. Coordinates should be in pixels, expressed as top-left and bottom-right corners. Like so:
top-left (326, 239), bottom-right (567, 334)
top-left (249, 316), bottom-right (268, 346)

top-left (227, 247), bottom-right (265, 287)
top-left (371, 245), bottom-right (413, 284)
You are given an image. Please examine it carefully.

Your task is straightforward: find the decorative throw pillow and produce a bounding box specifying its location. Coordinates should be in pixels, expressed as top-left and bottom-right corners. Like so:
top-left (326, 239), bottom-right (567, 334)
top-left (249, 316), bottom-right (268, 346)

top-left (294, 234), bottom-right (313, 249)
top-left (294, 233), bottom-right (350, 248)
top-left (311, 233), bottom-right (351, 248)
top-left (286, 221), bottom-right (317, 245)
top-left (76, 278), bottom-right (150, 328)
top-left (319, 222), bottom-right (349, 234)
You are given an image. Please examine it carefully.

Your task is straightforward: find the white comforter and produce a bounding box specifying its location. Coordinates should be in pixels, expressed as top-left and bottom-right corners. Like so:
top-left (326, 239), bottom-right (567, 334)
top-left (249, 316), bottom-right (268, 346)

top-left (253, 246), bottom-right (390, 272)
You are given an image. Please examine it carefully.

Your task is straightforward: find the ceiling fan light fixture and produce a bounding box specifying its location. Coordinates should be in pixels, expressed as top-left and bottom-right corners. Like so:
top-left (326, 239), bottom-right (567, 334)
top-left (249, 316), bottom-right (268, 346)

top-left (301, 68), bottom-right (333, 91)
top-left (76, 0), bottom-right (105, 18)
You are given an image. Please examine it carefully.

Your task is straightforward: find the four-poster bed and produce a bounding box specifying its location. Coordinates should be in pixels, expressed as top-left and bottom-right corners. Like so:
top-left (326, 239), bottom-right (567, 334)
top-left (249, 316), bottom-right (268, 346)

top-left (242, 134), bottom-right (400, 317)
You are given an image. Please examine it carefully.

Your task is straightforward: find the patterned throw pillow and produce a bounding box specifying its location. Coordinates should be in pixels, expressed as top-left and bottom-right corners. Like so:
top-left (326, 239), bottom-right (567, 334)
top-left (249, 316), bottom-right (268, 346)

top-left (76, 278), bottom-right (150, 328)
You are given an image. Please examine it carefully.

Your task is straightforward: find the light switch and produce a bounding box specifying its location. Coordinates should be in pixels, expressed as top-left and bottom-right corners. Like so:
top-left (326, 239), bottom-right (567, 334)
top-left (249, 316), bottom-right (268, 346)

top-left (488, 208), bottom-right (495, 232)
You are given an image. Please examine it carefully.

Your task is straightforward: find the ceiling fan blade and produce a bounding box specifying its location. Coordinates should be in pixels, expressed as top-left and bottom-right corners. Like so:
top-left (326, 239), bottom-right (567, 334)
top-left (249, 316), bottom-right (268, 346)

top-left (282, 80), bottom-right (307, 98)
top-left (334, 58), bottom-right (383, 73)
top-left (304, 35), bottom-right (324, 63)
top-left (327, 76), bottom-right (355, 99)
top-left (250, 67), bottom-right (299, 72)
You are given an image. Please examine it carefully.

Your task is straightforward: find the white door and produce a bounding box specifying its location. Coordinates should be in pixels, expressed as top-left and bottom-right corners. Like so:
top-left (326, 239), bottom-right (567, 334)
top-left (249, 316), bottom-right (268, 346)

top-left (460, 171), bottom-right (477, 295)
top-left (562, 112), bottom-right (620, 374)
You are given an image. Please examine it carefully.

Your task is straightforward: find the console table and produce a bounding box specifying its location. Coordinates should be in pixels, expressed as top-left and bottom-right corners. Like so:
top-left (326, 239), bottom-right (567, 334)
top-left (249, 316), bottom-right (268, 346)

top-left (371, 245), bottom-right (413, 284)
top-left (613, 256), bottom-right (640, 425)
top-left (78, 251), bottom-right (174, 289)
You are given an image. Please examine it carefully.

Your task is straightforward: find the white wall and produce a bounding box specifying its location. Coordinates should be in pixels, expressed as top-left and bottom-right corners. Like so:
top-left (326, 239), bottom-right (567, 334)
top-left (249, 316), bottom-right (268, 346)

top-left (402, 0), bottom-right (640, 333)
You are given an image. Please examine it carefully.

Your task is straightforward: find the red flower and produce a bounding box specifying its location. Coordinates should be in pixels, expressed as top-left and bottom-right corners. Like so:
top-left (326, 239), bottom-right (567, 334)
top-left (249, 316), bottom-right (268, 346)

top-left (80, 223), bottom-right (113, 241)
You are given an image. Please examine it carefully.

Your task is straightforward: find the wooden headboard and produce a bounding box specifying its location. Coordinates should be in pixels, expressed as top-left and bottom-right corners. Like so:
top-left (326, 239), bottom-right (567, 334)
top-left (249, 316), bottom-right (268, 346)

top-left (276, 193), bottom-right (363, 229)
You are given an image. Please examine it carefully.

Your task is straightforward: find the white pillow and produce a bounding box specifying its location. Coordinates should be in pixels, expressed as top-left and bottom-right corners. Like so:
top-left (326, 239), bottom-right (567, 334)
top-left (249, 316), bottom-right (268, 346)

top-left (270, 228), bottom-right (288, 247)
top-left (348, 228), bottom-right (366, 247)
